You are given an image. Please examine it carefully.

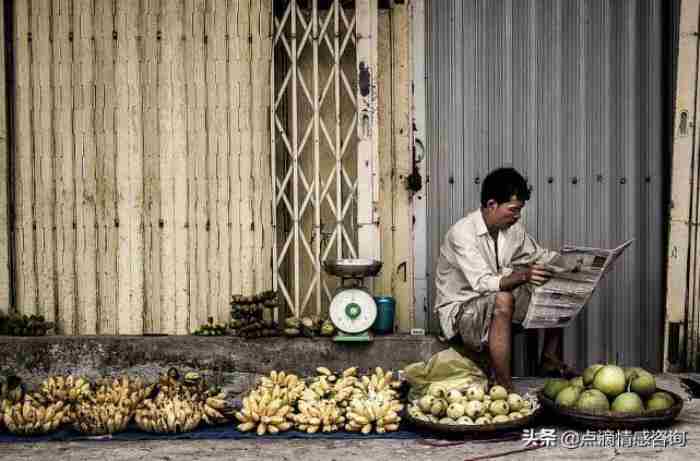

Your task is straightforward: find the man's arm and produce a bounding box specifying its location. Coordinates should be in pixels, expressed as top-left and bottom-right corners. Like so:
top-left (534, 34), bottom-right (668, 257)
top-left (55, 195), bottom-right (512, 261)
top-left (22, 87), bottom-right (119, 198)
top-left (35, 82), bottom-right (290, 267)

top-left (499, 265), bottom-right (553, 291)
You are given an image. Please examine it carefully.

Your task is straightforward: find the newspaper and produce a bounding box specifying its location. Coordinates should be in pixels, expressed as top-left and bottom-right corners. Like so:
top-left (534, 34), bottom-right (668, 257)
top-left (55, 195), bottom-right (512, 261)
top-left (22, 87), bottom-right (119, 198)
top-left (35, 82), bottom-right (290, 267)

top-left (521, 239), bottom-right (634, 329)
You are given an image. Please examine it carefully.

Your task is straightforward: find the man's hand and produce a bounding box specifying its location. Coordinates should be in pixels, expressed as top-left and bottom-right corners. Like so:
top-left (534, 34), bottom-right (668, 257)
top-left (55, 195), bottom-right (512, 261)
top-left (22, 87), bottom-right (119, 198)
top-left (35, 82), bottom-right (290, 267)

top-left (527, 264), bottom-right (553, 286)
top-left (499, 264), bottom-right (554, 291)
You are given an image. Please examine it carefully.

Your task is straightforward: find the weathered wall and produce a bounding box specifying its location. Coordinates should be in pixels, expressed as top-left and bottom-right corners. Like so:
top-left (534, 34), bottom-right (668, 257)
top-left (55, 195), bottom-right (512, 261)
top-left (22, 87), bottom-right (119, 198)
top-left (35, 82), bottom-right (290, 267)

top-left (375, 2), bottom-right (414, 332)
top-left (0, 2), bottom-right (9, 314)
top-left (666, 0), bottom-right (699, 371)
top-left (8, 0), bottom-right (273, 335)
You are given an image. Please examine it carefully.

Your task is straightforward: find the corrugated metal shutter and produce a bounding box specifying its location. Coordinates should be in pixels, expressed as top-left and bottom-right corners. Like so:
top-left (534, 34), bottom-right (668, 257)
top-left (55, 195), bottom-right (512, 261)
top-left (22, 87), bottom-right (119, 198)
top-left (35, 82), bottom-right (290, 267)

top-left (427, 0), bottom-right (670, 372)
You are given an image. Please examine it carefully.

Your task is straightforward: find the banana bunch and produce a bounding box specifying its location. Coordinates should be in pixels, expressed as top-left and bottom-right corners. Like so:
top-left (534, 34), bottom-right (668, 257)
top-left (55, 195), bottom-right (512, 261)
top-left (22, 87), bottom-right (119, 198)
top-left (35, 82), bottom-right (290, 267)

top-left (40, 375), bottom-right (92, 404)
top-left (89, 375), bottom-right (153, 412)
top-left (200, 392), bottom-right (229, 425)
top-left (350, 367), bottom-right (402, 402)
top-left (72, 401), bottom-right (132, 435)
top-left (71, 375), bottom-right (151, 434)
top-left (343, 367), bottom-right (403, 434)
top-left (2, 398), bottom-right (68, 435)
top-left (257, 370), bottom-right (306, 405)
top-left (302, 367), bottom-right (359, 407)
top-left (134, 393), bottom-right (203, 433)
top-left (234, 388), bottom-right (294, 435)
top-left (345, 396), bottom-right (403, 434)
top-left (290, 398), bottom-right (346, 433)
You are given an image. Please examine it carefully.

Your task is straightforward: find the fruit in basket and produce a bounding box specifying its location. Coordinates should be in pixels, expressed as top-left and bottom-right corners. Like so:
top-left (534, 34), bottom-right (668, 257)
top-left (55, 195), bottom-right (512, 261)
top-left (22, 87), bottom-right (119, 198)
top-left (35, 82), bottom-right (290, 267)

top-left (457, 415), bottom-right (474, 425)
top-left (465, 385), bottom-right (485, 402)
top-left (492, 414), bottom-right (510, 424)
top-left (488, 400), bottom-right (509, 416)
top-left (430, 399), bottom-right (446, 417)
top-left (569, 376), bottom-right (584, 388)
top-left (629, 372), bottom-right (656, 398)
top-left (592, 365), bottom-right (626, 398)
top-left (576, 389), bottom-right (610, 413)
top-left (543, 378), bottom-right (570, 400)
top-left (583, 364), bottom-right (604, 386)
top-left (447, 389), bottom-right (463, 404)
top-left (611, 392), bottom-right (644, 413)
top-left (438, 417), bottom-right (455, 424)
top-left (509, 411), bottom-right (523, 420)
top-left (506, 393), bottom-right (523, 412)
top-left (646, 392), bottom-right (674, 411)
top-left (418, 395), bottom-right (435, 413)
top-left (474, 415), bottom-right (492, 425)
top-left (489, 385), bottom-right (508, 401)
top-left (465, 400), bottom-right (483, 418)
top-left (555, 385), bottom-right (583, 408)
top-left (427, 385), bottom-right (447, 398)
top-left (446, 402), bottom-right (465, 419)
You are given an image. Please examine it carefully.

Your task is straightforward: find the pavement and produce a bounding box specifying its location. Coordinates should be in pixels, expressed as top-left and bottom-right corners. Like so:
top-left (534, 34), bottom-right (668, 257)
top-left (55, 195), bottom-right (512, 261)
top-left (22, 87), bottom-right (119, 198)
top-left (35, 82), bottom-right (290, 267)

top-left (1, 375), bottom-right (698, 461)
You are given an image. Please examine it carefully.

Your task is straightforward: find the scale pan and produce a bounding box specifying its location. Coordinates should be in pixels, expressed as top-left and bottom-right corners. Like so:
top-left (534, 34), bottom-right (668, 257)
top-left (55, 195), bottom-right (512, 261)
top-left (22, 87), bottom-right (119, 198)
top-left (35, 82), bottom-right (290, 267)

top-left (323, 258), bottom-right (383, 278)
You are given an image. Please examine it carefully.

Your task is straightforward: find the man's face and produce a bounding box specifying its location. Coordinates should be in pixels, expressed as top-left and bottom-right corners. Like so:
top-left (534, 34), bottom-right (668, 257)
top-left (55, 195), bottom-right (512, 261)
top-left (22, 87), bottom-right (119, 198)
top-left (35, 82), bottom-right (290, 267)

top-left (484, 196), bottom-right (524, 230)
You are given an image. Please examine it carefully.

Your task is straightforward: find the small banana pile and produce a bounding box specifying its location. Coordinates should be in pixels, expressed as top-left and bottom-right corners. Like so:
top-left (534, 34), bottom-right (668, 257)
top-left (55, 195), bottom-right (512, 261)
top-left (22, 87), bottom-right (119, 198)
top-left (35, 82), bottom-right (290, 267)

top-left (89, 375), bottom-right (153, 412)
top-left (236, 367), bottom-right (405, 436)
top-left (40, 375), bottom-right (92, 404)
top-left (71, 375), bottom-right (152, 435)
top-left (2, 398), bottom-right (68, 435)
top-left (257, 370), bottom-right (307, 404)
top-left (345, 397), bottom-right (403, 434)
top-left (135, 393), bottom-right (203, 433)
top-left (344, 367), bottom-right (403, 434)
top-left (292, 398), bottom-right (346, 433)
top-left (235, 388), bottom-right (294, 435)
top-left (235, 370), bottom-right (304, 435)
top-left (73, 401), bottom-right (132, 435)
top-left (133, 368), bottom-right (232, 433)
top-left (301, 367), bottom-right (358, 407)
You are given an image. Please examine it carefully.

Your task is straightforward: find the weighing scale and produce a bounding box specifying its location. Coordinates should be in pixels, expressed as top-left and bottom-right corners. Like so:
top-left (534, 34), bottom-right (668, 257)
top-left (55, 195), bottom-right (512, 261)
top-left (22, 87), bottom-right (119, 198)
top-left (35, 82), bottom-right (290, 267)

top-left (323, 258), bottom-right (383, 342)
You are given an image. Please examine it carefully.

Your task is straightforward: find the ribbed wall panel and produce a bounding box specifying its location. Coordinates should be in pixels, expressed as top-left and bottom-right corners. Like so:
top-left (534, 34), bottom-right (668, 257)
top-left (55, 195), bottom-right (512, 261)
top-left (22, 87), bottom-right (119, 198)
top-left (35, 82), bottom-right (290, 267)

top-left (427, 0), bottom-right (669, 371)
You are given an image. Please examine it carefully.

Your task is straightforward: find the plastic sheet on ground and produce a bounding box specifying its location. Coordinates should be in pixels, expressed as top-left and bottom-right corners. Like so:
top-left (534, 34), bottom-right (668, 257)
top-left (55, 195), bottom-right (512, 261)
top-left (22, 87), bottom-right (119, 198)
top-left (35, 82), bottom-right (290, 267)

top-left (0, 424), bottom-right (419, 443)
top-left (403, 348), bottom-right (488, 401)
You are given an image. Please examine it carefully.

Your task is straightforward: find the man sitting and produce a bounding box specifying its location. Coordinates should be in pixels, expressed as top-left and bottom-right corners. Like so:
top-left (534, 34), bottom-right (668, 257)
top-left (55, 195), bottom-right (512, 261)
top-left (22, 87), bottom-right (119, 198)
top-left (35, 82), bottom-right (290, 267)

top-left (433, 167), bottom-right (571, 389)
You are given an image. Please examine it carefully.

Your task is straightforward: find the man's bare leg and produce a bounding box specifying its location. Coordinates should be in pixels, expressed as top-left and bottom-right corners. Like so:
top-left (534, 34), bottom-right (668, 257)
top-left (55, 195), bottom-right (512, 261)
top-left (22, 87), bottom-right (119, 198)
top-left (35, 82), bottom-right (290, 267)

top-left (539, 328), bottom-right (576, 377)
top-left (488, 292), bottom-right (514, 389)
top-left (542, 328), bottom-right (563, 361)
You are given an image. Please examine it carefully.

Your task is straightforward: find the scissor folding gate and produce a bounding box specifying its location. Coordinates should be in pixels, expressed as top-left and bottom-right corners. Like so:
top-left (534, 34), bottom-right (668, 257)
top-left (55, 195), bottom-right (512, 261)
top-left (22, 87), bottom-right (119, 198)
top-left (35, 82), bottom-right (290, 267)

top-left (271, 0), bottom-right (379, 318)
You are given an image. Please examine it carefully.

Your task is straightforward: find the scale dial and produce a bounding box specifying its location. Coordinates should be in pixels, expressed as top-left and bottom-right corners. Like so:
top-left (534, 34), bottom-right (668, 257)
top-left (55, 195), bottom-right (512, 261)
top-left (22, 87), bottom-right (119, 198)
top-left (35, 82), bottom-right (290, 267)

top-left (329, 288), bottom-right (377, 334)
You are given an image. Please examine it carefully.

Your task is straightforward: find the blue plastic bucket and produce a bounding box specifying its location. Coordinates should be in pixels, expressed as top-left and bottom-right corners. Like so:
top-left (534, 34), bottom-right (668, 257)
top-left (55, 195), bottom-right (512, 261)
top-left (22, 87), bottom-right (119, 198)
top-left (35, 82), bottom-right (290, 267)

top-left (372, 296), bottom-right (396, 334)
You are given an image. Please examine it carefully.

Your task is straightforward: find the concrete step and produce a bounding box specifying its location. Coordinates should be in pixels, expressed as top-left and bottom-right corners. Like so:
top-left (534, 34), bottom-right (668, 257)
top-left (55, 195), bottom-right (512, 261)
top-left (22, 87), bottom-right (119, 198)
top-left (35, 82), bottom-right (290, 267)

top-left (0, 334), bottom-right (446, 396)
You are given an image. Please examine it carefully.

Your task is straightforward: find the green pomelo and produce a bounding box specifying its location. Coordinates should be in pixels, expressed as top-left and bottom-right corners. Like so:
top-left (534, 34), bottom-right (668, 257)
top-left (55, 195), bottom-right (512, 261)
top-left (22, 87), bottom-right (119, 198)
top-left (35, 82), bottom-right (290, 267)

top-left (629, 373), bottom-right (656, 398)
top-left (649, 391), bottom-right (674, 406)
top-left (611, 392), bottom-right (644, 413)
top-left (646, 392), bottom-right (674, 411)
top-left (576, 389), bottom-right (610, 413)
top-left (555, 386), bottom-right (583, 408)
top-left (569, 376), bottom-right (584, 388)
top-left (592, 365), bottom-right (627, 398)
top-left (543, 378), bottom-right (570, 400)
top-left (492, 414), bottom-right (510, 424)
top-left (583, 364), bottom-right (605, 386)
top-left (624, 367), bottom-right (651, 382)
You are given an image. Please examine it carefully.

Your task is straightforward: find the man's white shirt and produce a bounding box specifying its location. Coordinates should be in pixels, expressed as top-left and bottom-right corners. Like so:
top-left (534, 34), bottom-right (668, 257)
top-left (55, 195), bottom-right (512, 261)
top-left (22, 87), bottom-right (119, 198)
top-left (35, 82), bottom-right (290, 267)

top-left (433, 209), bottom-right (559, 340)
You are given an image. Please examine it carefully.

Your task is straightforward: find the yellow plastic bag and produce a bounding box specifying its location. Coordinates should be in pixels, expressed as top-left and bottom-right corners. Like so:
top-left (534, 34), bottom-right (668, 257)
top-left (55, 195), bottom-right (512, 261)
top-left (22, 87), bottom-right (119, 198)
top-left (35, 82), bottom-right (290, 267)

top-left (402, 348), bottom-right (488, 400)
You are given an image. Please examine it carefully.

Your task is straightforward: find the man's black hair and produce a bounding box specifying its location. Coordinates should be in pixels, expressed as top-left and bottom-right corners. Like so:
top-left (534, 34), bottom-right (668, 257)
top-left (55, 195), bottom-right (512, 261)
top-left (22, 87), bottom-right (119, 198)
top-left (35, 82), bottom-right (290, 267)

top-left (480, 167), bottom-right (531, 207)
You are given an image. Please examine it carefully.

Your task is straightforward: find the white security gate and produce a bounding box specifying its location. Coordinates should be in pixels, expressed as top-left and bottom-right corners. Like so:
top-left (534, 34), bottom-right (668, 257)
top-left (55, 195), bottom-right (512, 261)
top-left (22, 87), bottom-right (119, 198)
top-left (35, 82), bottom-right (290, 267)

top-left (271, 0), bottom-right (379, 318)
